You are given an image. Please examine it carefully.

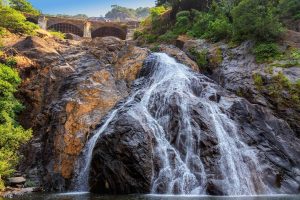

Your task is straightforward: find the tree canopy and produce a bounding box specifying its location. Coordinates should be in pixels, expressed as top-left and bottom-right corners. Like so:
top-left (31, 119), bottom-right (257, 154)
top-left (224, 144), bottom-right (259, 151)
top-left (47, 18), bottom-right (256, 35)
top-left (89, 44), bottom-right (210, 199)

top-left (105, 5), bottom-right (150, 21)
top-left (9, 0), bottom-right (40, 16)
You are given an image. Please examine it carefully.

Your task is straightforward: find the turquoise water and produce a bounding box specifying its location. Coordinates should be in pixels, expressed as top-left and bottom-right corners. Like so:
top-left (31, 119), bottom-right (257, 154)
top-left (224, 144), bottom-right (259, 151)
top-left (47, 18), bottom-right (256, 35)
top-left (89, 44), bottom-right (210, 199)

top-left (5, 192), bottom-right (300, 200)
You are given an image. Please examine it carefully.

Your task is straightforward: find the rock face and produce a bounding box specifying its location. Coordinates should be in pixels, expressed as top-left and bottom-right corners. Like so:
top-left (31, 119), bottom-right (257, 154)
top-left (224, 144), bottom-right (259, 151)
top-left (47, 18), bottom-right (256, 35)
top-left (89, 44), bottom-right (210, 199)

top-left (8, 177), bottom-right (26, 186)
top-left (5, 32), bottom-right (300, 195)
top-left (89, 112), bottom-right (154, 194)
top-left (88, 53), bottom-right (300, 195)
top-left (180, 38), bottom-right (300, 137)
top-left (6, 36), bottom-right (149, 190)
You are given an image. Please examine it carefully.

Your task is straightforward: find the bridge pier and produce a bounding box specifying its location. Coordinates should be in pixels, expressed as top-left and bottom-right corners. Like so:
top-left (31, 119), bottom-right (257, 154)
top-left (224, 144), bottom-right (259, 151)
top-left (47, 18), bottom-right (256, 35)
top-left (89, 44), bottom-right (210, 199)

top-left (84, 22), bottom-right (92, 38)
top-left (38, 16), bottom-right (48, 30)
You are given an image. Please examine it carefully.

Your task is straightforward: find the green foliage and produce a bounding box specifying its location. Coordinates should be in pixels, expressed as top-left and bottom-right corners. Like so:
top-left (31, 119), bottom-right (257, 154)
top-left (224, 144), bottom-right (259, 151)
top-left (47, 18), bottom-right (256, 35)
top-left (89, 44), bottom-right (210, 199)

top-left (232, 0), bottom-right (283, 42)
top-left (105, 5), bottom-right (150, 20)
top-left (144, 34), bottom-right (158, 43)
top-left (172, 11), bottom-right (191, 35)
top-left (156, 0), bottom-right (212, 15)
top-left (24, 180), bottom-right (36, 187)
top-left (49, 30), bottom-right (65, 40)
top-left (0, 63), bottom-right (32, 190)
top-left (9, 0), bottom-right (40, 16)
top-left (254, 71), bottom-right (300, 109)
top-left (5, 57), bottom-right (17, 67)
top-left (149, 0), bottom-right (287, 44)
top-left (290, 48), bottom-right (300, 60)
top-left (0, 6), bottom-right (38, 34)
top-left (136, 7), bottom-right (150, 19)
top-left (150, 44), bottom-right (160, 52)
top-left (188, 11), bottom-right (213, 38)
top-left (133, 30), bottom-right (144, 40)
top-left (269, 48), bottom-right (300, 68)
top-left (278, 0), bottom-right (300, 20)
top-left (269, 72), bottom-right (300, 107)
top-left (252, 42), bottom-right (281, 63)
top-left (148, 6), bottom-right (170, 35)
top-left (204, 16), bottom-right (232, 42)
top-left (0, 64), bottom-right (22, 122)
top-left (253, 73), bottom-right (263, 89)
top-left (158, 31), bottom-right (178, 42)
top-left (150, 6), bottom-right (168, 17)
top-left (189, 48), bottom-right (208, 69)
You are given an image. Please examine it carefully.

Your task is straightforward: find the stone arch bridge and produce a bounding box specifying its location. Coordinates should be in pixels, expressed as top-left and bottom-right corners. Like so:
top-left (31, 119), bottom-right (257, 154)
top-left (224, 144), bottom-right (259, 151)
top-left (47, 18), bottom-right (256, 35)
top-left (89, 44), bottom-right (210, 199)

top-left (27, 15), bottom-right (139, 40)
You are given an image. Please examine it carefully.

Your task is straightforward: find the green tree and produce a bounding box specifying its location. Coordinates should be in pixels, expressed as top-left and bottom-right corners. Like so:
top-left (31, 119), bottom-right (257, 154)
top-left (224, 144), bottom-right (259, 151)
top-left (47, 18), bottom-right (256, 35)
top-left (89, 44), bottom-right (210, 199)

top-left (0, 6), bottom-right (38, 34)
top-left (232, 0), bottom-right (283, 41)
top-left (278, 0), bottom-right (300, 20)
top-left (136, 7), bottom-right (150, 19)
top-left (105, 5), bottom-right (136, 20)
top-left (0, 63), bottom-right (32, 190)
top-left (9, 0), bottom-right (39, 16)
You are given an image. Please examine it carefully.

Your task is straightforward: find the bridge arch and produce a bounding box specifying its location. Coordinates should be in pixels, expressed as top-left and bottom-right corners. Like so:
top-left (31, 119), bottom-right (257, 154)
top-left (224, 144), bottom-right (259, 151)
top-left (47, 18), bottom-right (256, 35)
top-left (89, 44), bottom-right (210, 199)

top-left (26, 17), bottom-right (38, 24)
top-left (92, 26), bottom-right (127, 40)
top-left (48, 23), bottom-right (84, 37)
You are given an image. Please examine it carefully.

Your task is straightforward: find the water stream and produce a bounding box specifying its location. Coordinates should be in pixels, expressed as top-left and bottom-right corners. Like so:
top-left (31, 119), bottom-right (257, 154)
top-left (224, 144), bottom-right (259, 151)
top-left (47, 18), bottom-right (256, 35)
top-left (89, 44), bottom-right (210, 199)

top-left (74, 53), bottom-right (266, 195)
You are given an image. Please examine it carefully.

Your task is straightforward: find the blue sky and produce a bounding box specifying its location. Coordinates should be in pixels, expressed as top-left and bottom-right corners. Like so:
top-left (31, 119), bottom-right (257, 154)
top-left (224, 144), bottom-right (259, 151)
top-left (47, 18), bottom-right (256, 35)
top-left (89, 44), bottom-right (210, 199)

top-left (28, 0), bottom-right (155, 17)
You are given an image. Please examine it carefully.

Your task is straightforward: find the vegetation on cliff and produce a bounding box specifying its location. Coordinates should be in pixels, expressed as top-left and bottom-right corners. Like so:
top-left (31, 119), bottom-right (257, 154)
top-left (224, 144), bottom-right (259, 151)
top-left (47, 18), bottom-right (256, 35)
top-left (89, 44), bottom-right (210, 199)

top-left (137, 0), bottom-right (295, 43)
top-left (0, 61), bottom-right (32, 190)
top-left (0, 0), bottom-right (35, 191)
top-left (0, 0), bottom-right (38, 35)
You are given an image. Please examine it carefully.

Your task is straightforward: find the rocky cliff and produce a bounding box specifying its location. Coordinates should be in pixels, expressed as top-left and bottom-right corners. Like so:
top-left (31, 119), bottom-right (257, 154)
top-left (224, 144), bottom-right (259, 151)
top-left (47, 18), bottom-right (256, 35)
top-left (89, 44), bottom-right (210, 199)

top-left (3, 33), bottom-right (300, 194)
top-left (4, 35), bottom-right (150, 190)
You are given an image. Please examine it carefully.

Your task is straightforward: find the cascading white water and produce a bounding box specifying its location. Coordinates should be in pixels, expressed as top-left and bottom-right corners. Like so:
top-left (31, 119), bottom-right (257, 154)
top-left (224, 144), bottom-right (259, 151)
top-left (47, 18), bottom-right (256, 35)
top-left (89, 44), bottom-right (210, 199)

top-left (74, 53), bottom-right (266, 195)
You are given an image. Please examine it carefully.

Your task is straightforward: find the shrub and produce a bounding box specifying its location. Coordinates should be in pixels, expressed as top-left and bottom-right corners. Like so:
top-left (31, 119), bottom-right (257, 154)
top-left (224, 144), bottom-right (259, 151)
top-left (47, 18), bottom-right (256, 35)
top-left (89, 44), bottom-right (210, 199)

top-left (173, 11), bottom-right (191, 34)
top-left (24, 180), bottom-right (36, 187)
top-left (188, 12), bottom-right (214, 38)
top-left (0, 6), bottom-right (38, 35)
top-left (133, 30), bottom-right (144, 40)
top-left (204, 17), bottom-right (232, 42)
top-left (149, 6), bottom-right (169, 34)
top-left (253, 73), bottom-right (263, 89)
top-left (0, 63), bottom-right (32, 190)
top-left (189, 48), bottom-right (208, 69)
top-left (158, 31), bottom-right (178, 42)
top-left (144, 34), bottom-right (158, 43)
top-left (150, 45), bottom-right (160, 52)
top-left (278, 0), bottom-right (300, 20)
top-left (9, 0), bottom-right (40, 16)
top-left (252, 42), bottom-right (281, 63)
top-left (49, 30), bottom-right (65, 40)
top-left (232, 0), bottom-right (283, 42)
top-left (150, 6), bottom-right (167, 18)
top-left (5, 57), bottom-right (17, 67)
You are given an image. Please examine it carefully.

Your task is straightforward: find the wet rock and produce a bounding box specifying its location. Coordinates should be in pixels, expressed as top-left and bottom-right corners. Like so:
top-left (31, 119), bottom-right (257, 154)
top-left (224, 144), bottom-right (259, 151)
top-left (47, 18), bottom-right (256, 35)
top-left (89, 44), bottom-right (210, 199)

top-left (8, 177), bottom-right (26, 185)
top-left (181, 38), bottom-right (300, 137)
top-left (89, 113), bottom-right (154, 194)
top-left (89, 53), bottom-right (300, 195)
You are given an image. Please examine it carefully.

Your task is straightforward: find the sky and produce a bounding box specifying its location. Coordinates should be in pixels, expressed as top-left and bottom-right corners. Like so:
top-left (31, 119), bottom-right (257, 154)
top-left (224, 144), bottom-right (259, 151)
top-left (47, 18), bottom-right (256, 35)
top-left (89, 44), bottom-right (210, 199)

top-left (28, 0), bottom-right (156, 17)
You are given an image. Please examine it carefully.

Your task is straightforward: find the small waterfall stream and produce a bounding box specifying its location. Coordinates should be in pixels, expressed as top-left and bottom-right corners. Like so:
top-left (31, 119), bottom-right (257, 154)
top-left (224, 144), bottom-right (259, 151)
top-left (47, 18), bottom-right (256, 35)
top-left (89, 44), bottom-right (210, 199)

top-left (74, 53), bottom-right (266, 195)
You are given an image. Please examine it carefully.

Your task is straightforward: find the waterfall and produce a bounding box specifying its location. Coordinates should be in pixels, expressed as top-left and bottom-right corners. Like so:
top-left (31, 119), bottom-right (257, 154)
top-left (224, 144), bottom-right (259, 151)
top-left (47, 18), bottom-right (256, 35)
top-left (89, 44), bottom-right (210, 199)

top-left (74, 53), bottom-right (266, 195)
